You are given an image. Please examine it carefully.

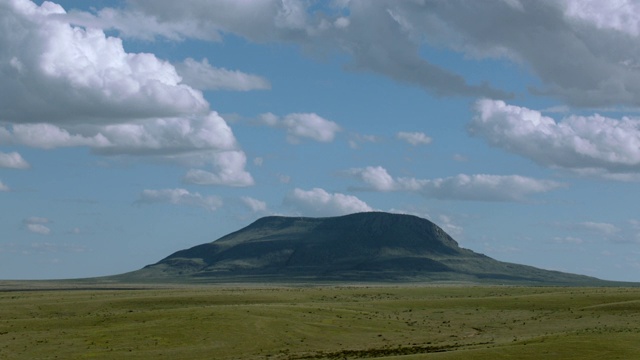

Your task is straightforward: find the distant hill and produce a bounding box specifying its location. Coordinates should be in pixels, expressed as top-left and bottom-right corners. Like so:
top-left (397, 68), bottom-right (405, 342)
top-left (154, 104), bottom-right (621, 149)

top-left (115, 212), bottom-right (609, 285)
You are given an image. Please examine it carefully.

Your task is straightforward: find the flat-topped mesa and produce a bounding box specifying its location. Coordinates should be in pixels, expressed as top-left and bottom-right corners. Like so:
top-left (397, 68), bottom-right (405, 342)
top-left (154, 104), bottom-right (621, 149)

top-left (120, 212), bottom-right (604, 285)
top-left (235, 212), bottom-right (461, 252)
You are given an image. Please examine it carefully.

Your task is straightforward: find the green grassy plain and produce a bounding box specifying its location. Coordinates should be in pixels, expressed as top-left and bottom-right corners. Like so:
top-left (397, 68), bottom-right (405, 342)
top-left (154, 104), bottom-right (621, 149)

top-left (1, 284), bottom-right (639, 359)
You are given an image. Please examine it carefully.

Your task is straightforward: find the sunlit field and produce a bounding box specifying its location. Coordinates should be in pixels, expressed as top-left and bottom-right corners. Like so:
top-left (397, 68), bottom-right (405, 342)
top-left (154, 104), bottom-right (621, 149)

top-left (1, 284), bottom-right (639, 359)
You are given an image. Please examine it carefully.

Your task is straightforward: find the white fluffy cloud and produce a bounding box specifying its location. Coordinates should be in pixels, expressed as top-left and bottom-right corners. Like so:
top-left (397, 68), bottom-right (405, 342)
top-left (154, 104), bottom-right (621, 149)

top-left (0, 1), bottom-right (256, 188)
top-left (1, 0), bottom-right (208, 124)
top-left (0, 112), bottom-right (252, 186)
top-left (396, 132), bottom-right (432, 146)
top-left (375, 0), bottom-right (640, 107)
top-left (578, 222), bottom-right (621, 236)
top-left (78, 0), bottom-right (507, 100)
top-left (0, 180), bottom-right (9, 192)
top-left (437, 215), bottom-right (464, 238)
top-left (348, 134), bottom-right (380, 149)
top-left (562, 0), bottom-right (640, 37)
top-left (260, 113), bottom-right (341, 143)
top-left (558, 220), bottom-right (633, 243)
top-left (471, 99), bottom-right (640, 178)
top-left (65, 6), bottom-right (222, 42)
top-left (96, 112), bottom-right (237, 155)
top-left (175, 58), bottom-right (271, 91)
top-left (0, 112), bottom-right (237, 155)
top-left (183, 151), bottom-right (254, 187)
top-left (1, 123), bottom-right (109, 149)
top-left (284, 187), bottom-right (373, 216)
top-left (423, 174), bottom-right (562, 202)
top-left (137, 188), bottom-right (222, 211)
top-left (347, 166), bottom-right (562, 202)
top-left (80, 0), bottom-right (335, 42)
top-left (0, 151), bottom-right (29, 169)
top-left (241, 196), bottom-right (268, 212)
top-left (96, 0), bottom-right (640, 106)
top-left (326, 1), bottom-right (510, 99)
top-left (347, 166), bottom-right (398, 191)
top-left (23, 217), bottom-right (51, 235)
top-left (25, 225), bottom-right (49, 236)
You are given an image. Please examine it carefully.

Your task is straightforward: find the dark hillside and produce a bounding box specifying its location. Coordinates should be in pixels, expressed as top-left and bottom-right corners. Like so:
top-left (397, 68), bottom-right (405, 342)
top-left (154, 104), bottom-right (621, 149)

top-left (116, 212), bottom-right (608, 285)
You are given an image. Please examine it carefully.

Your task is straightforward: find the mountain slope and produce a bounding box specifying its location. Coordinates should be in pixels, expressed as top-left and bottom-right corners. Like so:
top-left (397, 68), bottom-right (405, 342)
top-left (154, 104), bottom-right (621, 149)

top-left (118, 212), bottom-right (605, 285)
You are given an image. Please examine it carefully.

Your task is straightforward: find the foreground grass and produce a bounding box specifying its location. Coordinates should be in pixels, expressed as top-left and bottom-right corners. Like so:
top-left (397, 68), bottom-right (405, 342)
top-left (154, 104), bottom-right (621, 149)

top-left (1, 284), bottom-right (639, 359)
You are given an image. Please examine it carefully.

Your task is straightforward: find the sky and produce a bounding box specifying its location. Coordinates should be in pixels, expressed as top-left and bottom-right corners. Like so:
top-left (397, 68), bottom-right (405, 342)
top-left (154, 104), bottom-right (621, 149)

top-left (1, 0), bottom-right (640, 281)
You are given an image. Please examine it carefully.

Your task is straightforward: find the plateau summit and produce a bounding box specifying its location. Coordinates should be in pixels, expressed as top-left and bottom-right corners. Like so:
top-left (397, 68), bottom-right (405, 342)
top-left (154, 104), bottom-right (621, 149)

top-left (118, 212), bottom-right (605, 285)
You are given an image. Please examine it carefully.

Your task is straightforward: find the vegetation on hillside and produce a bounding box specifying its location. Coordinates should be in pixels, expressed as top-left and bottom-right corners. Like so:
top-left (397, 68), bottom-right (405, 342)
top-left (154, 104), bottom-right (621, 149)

top-left (122, 212), bottom-right (608, 285)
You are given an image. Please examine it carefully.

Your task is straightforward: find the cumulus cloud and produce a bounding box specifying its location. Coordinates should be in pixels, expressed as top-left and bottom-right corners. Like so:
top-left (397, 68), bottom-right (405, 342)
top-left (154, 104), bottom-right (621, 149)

top-left (437, 215), bottom-right (464, 237)
top-left (630, 220), bottom-right (640, 243)
top-left (96, 112), bottom-right (238, 155)
top-left (558, 220), bottom-right (638, 243)
top-left (64, 6), bottom-right (222, 42)
top-left (396, 131), bottom-right (432, 146)
top-left (348, 134), bottom-right (380, 149)
top-left (386, 209), bottom-right (463, 237)
top-left (347, 166), bottom-right (562, 202)
top-left (137, 188), bottom-right (222, 211)
top-left (183, 151), bottom-right (254, 187)
top-left (1, 0), bottom-right (208, 124)
top-left (423, 174), bottom-right (562, 201)
top-left (347, 166), bottom-right (398, 192)
top-left (106, 0), bottom-right (640, 106)
top-left (0, 112), bottom-right (253, 186)
top-left (284, 187), bottom-right (373, 216)
top-left (175, 58), bottom-right (271, 91)
top-left (562, 0), bottom-right (640, 37)
top-left (81, 0), bottom-right (333, 42)
top-left (278, 174), bottom-right (291, 184)
top-left (23, 217), bottom-right (51, 235)
top-left (2, 123), bottom-right (109, 149)
top-left (0, 1), bottom-right (257, 188)
top-left (371, 0), bottom-right (640, 107)
top-left (578, 222), bottom-right (621, 236)
top-left (260, 113), bottom-right (341, 143)
top-left (23, 0), bottom-right (640, 106)
top-left (0, 180), bottom-right (9, 192)
top-left (335, 2), bottom-right (510, 99)
top-left (470, 99), bottom-right (640, 178)
top-left (0, 152), bottom-right (29, 169)
top-left (241, 196), bottom-right (267, 212)
top-left (79, 0), bottom-right (508, 99)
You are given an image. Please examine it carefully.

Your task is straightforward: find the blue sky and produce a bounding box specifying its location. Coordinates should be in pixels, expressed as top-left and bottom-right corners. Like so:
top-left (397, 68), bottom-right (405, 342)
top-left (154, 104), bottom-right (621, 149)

top-left (2, 0), bottom-right (640, 281)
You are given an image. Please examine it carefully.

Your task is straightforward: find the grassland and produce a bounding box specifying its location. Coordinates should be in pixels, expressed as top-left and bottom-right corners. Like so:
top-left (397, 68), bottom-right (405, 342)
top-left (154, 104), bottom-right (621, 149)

top-left (1, 283), bottom-right (639, 359)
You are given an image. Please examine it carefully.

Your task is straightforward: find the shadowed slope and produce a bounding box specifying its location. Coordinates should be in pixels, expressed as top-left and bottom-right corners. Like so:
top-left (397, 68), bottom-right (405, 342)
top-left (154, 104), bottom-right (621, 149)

top-left (119, 212), bottom-right (605, 285)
